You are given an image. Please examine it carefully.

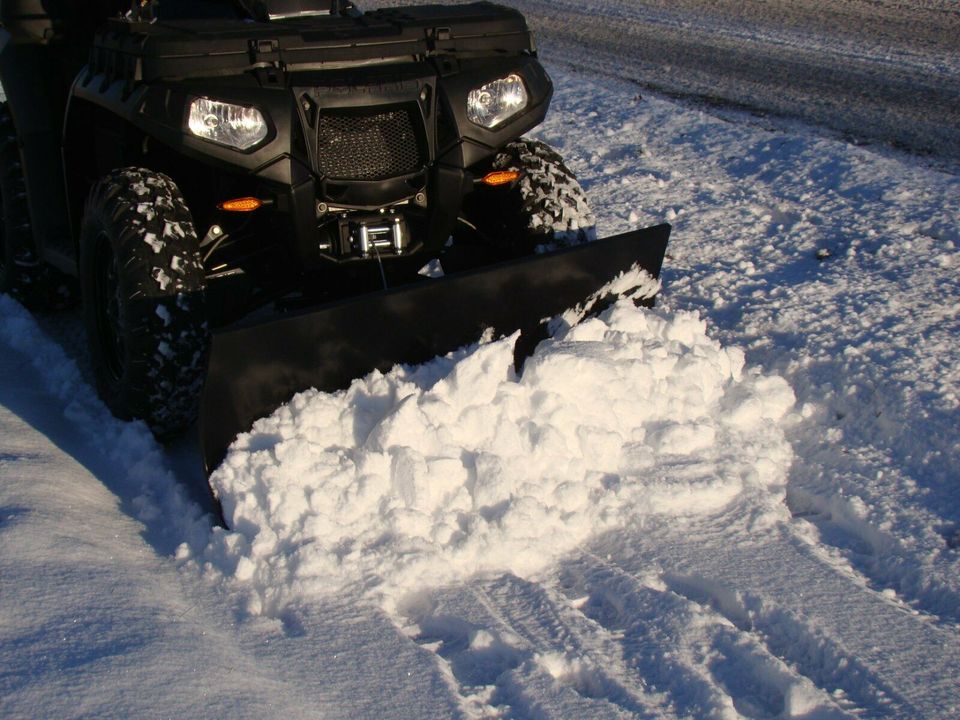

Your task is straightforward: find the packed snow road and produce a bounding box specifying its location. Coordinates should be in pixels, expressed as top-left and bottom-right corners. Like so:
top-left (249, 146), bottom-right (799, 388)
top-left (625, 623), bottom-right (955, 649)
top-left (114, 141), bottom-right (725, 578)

top-left (385, 0), bottom-right (960, 160)
top-left (3, 16), bottom-right (960, 720)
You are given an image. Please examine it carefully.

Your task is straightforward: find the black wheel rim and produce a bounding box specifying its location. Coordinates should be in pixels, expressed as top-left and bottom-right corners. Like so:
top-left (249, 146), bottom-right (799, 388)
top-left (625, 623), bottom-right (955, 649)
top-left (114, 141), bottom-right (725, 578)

top-left (93, 231), bottom-right (125, 381)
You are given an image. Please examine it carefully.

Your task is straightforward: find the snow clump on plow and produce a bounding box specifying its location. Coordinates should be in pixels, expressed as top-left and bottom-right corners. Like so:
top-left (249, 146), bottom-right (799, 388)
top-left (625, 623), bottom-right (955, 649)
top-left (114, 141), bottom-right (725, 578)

top-left (193, 290), bottom-right (796, 616)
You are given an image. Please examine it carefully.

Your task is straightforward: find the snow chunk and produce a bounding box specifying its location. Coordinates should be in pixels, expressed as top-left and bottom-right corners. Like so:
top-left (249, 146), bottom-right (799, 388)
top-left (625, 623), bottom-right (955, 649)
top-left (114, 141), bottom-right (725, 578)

top-left (136, 203), bottom-right (157, 222)
top-left (143, 232), bottom-right (163, 254)
top-left (152, 268), bottom-right (172, 291)
top-left (417, 259), bottom-right (444, 278)
top-left (163, 221), bottom-right (186, 240)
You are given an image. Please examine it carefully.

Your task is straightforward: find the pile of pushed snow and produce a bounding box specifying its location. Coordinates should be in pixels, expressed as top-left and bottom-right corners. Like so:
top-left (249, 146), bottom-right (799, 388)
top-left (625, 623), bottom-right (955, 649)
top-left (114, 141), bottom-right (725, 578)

top-left (195, 296), bottom-right (795, 615)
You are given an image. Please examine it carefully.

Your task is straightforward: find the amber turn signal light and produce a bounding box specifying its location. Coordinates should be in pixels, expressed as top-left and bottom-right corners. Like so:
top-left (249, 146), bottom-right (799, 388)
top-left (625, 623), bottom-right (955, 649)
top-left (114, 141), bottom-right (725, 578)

top-left (217, 197), bottom-right (264, 212)
top-left (480, 170), bottom-right (521, 187)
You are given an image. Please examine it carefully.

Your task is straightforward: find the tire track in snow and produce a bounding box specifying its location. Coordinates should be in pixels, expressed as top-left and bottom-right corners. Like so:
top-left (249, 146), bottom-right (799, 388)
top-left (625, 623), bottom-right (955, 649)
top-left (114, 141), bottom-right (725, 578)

top-left (395, 543), bottom-right (866, 720)
top-left (557, 554), bottom-right (860, 719)
top-left (577, 505), bottom-right (960, 719)
top-left (396, 575), bottom-right (676, 718)
top-left (787, 484), bottom-right (960, 630)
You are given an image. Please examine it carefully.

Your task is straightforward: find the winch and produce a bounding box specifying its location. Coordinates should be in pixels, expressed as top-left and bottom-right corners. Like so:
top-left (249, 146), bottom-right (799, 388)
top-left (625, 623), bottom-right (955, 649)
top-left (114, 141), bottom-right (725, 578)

top-left (355, 216), bottom-right (404, 256)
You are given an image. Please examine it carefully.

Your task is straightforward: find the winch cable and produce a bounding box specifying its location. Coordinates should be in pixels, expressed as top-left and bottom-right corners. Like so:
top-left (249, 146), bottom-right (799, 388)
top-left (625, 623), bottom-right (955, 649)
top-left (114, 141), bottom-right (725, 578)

top-left (372, 243), bottom-right (389, 290)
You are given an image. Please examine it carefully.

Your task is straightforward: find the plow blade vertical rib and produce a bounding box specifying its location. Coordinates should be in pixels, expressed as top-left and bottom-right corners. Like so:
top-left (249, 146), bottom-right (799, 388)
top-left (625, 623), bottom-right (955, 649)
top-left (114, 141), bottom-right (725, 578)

top-left (200, 223), bottom-right (670, 474)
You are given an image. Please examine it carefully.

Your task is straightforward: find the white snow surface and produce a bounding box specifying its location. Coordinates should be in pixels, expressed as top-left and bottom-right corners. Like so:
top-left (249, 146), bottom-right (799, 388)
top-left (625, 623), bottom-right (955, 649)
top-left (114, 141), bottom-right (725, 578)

top-left (3, 8), bottom-right (960, 720)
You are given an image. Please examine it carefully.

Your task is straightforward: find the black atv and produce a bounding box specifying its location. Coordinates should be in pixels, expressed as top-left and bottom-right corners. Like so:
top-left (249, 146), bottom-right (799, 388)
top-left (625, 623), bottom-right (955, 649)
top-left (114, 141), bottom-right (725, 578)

top-left (0, 0), bottom-right (668, 473)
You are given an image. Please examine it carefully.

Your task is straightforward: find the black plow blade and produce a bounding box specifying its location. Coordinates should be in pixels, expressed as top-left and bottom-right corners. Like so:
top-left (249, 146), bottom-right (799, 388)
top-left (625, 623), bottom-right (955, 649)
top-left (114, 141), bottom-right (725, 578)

top-left (200, 223), bottom-right (670, 474)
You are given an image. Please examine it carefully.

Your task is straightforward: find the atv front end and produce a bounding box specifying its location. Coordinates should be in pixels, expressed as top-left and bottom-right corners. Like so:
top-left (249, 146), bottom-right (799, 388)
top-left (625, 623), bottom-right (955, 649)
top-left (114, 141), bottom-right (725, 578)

top-left (71, 4), bottom-right (552, 310)
top-left (49, 3), bottom-right (672, 485)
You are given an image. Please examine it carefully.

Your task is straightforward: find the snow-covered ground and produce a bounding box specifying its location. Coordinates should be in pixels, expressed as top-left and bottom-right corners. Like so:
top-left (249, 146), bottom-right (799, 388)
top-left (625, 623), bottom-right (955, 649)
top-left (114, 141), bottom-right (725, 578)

top-left (3, 5), bottom-right (960, 719)
top-left (395, 0), bottom-right (960, 159)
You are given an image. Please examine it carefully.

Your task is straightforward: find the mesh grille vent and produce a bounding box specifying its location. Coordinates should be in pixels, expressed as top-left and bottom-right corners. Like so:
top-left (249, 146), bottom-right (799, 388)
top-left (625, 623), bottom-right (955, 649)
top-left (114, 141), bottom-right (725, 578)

top-left (314, 105), bottom-right (425, 180)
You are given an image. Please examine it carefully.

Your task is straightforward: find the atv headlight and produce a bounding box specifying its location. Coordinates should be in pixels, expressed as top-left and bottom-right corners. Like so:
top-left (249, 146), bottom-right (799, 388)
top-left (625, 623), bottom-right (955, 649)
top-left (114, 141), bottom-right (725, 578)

top-left (467, 73), bottom-right (529, 129)
top-left (187, 97), bottom-right (269, 150)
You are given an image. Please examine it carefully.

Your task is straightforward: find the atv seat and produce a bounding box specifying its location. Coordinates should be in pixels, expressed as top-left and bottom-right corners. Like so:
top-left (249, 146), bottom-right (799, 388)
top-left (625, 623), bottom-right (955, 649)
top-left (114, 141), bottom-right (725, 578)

top-left (135, 0), bottom-right (250, 22)
top-left (119, 1), bottom-right (347, 24)
top-left (251, 0), bottom-right (342, 20)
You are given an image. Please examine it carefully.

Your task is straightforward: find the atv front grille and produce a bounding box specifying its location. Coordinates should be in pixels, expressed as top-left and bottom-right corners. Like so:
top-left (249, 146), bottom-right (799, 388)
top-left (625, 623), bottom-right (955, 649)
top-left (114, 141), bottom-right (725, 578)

top-left (314, 105), bottom-right (426, 181)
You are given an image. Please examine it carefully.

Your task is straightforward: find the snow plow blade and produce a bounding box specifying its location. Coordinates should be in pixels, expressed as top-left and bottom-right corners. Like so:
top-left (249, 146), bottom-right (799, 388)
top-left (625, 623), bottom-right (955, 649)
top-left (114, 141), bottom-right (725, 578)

top-left (200, 224), bottom-right (670, 474)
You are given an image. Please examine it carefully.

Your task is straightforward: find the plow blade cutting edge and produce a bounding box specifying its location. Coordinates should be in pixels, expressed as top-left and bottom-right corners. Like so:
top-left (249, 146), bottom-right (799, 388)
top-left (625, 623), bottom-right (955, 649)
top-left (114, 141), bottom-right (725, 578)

top-left (200, 223), bottom-right (671, 475)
